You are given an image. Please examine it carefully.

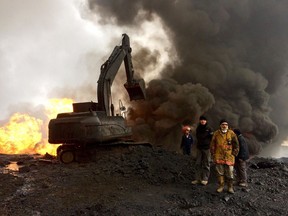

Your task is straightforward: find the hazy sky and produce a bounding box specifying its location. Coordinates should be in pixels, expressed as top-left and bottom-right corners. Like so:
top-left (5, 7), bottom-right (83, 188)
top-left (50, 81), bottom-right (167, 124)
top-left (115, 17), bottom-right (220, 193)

top-left (0, 0), bottom-right (171, 118)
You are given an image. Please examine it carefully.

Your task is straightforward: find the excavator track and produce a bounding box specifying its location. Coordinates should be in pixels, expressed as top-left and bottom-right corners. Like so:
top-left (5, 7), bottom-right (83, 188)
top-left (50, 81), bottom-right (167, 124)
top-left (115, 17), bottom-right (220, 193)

top-left (56, 141), bottom-right (152, 164)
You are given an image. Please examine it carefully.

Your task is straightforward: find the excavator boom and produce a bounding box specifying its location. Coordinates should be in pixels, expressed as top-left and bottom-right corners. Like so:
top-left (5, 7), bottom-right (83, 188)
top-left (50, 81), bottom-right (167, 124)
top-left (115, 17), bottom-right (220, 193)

top-left (97, 33), bottom-right (145, 115)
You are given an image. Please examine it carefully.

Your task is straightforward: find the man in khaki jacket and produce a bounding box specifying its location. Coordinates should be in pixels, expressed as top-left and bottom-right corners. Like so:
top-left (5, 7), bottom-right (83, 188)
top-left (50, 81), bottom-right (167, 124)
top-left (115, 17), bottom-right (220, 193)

top-left (210, 119), bottom-right (239, 193)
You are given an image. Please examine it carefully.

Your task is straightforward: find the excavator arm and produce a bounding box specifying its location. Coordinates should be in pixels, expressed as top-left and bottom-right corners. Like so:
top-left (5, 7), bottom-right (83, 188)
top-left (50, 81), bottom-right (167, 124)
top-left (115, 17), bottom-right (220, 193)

top-left (97, 34), bottom-right (146, 116)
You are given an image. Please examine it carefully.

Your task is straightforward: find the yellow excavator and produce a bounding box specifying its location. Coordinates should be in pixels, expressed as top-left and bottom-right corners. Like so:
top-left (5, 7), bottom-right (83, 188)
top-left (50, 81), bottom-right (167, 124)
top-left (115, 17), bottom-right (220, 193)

top-left (48, 34), bottom-right (146, 163)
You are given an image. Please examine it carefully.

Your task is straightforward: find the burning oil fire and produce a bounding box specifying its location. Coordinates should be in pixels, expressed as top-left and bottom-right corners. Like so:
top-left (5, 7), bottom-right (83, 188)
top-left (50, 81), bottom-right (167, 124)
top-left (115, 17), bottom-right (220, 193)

top-left (0, 98), bottom-right (73, 156)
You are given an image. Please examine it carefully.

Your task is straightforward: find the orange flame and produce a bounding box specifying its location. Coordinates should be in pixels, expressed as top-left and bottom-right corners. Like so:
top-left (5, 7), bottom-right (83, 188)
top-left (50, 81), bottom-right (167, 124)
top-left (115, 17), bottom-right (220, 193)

top-left (45, 98), bottom-right (74, 120)
top-left (0, 98), bottom-right (73, 156)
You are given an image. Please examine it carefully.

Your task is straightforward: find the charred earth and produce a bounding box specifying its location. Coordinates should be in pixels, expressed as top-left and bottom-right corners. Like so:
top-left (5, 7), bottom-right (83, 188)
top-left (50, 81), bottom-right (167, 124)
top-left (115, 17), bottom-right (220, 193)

top-left (0, 145), bottom-right (287, 216)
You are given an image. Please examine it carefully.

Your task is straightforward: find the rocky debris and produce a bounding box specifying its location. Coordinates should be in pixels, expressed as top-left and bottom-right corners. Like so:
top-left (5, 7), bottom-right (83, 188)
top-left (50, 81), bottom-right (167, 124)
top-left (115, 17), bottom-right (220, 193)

top-left (0, 146), bottom-right (287, 216)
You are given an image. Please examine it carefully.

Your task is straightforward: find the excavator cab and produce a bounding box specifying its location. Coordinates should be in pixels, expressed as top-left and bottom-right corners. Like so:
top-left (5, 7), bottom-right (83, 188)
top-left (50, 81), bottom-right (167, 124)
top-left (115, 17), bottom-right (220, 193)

top-left (124, 78), bottom-right (146, 101)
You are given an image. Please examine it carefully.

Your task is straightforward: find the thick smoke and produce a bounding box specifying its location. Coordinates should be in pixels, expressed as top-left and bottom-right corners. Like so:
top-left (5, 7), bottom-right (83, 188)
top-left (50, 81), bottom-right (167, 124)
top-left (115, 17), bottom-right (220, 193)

top-left (89, 0), bottom-right (288, 155)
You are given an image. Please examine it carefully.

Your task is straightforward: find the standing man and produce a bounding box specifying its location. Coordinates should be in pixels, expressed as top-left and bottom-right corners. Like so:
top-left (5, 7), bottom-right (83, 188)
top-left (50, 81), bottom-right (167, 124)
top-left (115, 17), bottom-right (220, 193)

top-left (191, 116), bottom-right (213, 186)
top-left (210, 119), bottom-right (239, 194)
top-left (180, 126), bottom-right (194, 155)
top-left (233, 129), bottom-right (249, 187)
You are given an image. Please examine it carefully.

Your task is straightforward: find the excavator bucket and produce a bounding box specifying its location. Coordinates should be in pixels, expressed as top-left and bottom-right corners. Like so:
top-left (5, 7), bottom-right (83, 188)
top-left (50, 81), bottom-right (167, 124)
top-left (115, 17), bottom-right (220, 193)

top-left (124, 78), bottom-right (146, 101)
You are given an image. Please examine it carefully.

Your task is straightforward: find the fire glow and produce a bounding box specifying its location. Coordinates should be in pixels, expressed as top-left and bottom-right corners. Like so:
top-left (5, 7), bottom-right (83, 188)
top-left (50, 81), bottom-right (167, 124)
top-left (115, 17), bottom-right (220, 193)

top-left (0, 98), bottom-right (73, 156)
top-left (281, 140), bottom-right (288, 147)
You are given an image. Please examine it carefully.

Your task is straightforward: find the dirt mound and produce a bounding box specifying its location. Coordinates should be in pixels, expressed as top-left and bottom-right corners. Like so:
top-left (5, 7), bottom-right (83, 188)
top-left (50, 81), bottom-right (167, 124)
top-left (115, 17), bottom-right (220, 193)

top-left (0, 146), bottom-right (287, 216)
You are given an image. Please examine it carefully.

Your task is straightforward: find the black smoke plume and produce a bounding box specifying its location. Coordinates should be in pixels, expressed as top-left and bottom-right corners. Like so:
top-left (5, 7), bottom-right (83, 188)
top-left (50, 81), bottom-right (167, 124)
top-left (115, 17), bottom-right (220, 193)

top-left (88, 0), bottom-right (288, 155)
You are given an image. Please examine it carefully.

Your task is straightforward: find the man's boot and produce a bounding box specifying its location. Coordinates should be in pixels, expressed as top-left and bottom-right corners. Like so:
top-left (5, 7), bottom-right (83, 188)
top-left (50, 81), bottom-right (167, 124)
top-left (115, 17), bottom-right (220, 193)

top-left (227, 180), bottom-right (235, 194)
top-left (216, 176), bottom-right (225, 193)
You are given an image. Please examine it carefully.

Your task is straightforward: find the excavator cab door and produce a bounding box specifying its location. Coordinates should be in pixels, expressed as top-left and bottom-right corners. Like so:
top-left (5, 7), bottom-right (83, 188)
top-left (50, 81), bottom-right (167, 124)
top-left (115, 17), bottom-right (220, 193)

top-left (124, 78), bottom-right (146, 101)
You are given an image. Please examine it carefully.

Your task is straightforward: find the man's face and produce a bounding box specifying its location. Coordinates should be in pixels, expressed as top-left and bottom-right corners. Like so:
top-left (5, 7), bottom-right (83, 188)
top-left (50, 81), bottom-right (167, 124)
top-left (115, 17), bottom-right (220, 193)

top-left (200, 119), bottom-right (207, 125)
top-left (220, 122), bottom-right (228, 130)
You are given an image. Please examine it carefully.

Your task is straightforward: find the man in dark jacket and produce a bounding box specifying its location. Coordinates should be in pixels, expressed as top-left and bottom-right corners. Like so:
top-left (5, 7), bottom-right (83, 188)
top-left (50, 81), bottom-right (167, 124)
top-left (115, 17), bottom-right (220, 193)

top-left (191, 116), bottom-right (213, 185)
top-left (233, 129), bottom-right (249, 187)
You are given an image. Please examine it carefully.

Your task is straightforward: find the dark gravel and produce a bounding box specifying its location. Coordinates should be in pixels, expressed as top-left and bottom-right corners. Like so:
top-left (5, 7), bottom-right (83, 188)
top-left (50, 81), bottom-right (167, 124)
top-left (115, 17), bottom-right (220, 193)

top-left (0, 146), bottom-right (287, 216)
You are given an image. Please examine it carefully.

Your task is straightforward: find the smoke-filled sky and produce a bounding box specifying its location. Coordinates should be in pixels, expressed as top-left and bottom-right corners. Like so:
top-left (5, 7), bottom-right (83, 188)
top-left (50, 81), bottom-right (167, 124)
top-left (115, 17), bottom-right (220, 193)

top-left (0, 0), bottom-right (171, 117)
top-left (1, 0), bottom-right (288, 157)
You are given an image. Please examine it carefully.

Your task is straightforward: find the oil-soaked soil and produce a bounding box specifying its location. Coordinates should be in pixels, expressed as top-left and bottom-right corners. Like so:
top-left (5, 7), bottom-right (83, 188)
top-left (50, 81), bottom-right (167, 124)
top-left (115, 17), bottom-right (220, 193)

top-left (0, 145), bottom-right (287, 216)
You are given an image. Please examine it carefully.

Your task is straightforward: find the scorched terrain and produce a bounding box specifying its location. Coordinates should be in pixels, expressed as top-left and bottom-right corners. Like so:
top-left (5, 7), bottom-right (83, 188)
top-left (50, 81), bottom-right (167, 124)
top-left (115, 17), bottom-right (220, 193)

top-left (0, 145), bottom-right (287, 216)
